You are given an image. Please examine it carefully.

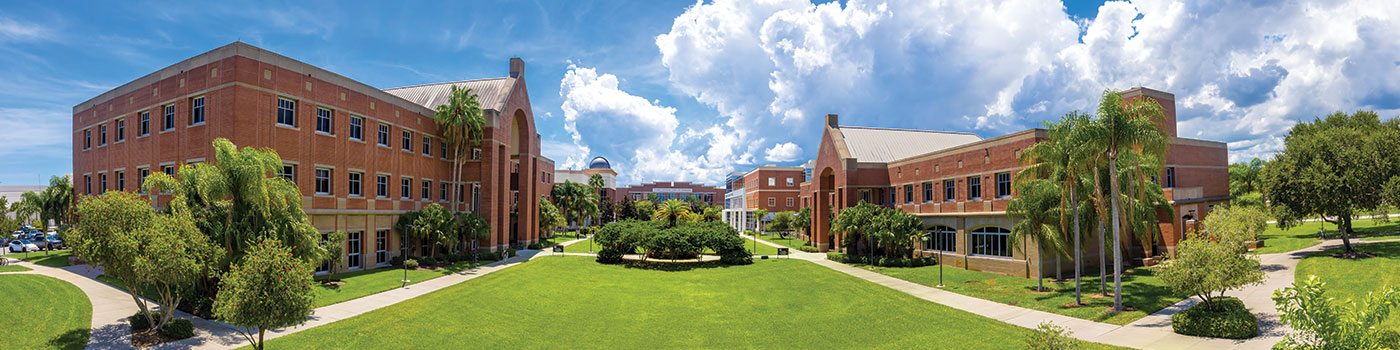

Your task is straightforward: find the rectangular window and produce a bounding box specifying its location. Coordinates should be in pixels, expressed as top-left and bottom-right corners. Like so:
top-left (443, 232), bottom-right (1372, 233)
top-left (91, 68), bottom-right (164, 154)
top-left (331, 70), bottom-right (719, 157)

top-left (376, 230), bottom-right (388, 266)
top-left (472, 148), bottom-right (481, 160)
top-left (786, 197), bottom-right (794, 207)
top-left (138, 168), bottom-right (149, 192)
top-left (944, 180), bottom-right (955, 202)
top-left (440, 183), bottom-right (448, 201)
top-left (971, 228), bottom-right (1011, 257)
top-left (768, 177), bottom-right (775, 186)
top-left (162, 166), bottom-right (174, 177)
top-left (422, 135), bottom-right (431, 156)
top-left (768, 197), bottom-right (775, 207)
top-left (348, 172), bottom-right (363, 197)
top-left (924, 227), bottom-right (956, 252)
top-left (471, 185), bottom-right (481, 212)
top-left (904, 185), bottom-right (914, 204)
top-left (190, 96), bottom-right (205, 125)
top-left (786, 177), bottom-right (794, 186)
top-left (349, 116), bottom-right (363, 140)
top-left (116, 171), bottom-right (125, 191)
top-left (441, 141), bottom-right (447, 159)
top-left (347, 231), bottom-right (362, 270)
top-left (281, 164), bottom-right (296, 183)
top-left (139, 111), bottom-right (150, 136)
top-left (83, 129), bottom-right (91, 149)
top-left (85, 175), bottom-right (91, 195)
top-left (421, 180), bottom-right (431, 201)
top-left (401, 178), bottom-right (410, 199)
top-left (402, 131), bottom-right (411, 151)
top-left (1165, 167), bottom-right (1176, 188)
top-left (996, 173), bottom-right (1012, 198)
top-left (99, 125), bottom-right (107, 145)
top-left (376, 175), bottom-right (388, 198)
top-left (116, 119), bottom-right (125, 141)
top-left (316, 107), bottom-right (333, 134)
top-left (923, 182), bottom-right (933, 202)
top-left (163, 104), bottom-right (175, 130)
top-left (968, 176), bottom-right (982, 200)
top-left (277, 98), bottom-right (297, 126)
top-left (315, 168), bottom-right (331, 195)
top-left (100, 173), bottom-right (107, 193)
top-left (377, 124), bottom-right (389, 146)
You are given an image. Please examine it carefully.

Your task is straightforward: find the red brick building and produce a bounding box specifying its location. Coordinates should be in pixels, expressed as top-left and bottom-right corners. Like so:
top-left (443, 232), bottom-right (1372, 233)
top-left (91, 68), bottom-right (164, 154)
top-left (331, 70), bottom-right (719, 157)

top-left (802, 87), bottom-right (1229, 278)
top-left (617, 181), bottom-right (724, 206)
top-left (72, 42), bottom-right (552, 272)
top-left (722, 165), bottom-right (806, 231)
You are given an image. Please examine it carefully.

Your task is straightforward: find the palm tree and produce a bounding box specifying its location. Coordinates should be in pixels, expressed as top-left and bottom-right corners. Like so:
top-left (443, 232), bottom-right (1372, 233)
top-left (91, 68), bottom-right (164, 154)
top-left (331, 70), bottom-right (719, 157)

top-left (1008, 178), bottom-right (1067, 292)
top-left (751, 208), bottom-right (768, 234)
top-left (1080, 89), bottom-right (1168, 311)
top-left (587, 174), bottom-right (607, 225)
top-left (1019, 112), bottom-right (1098, 303)
top-left (433, 85), bottom-right (486, 214)
top-left (653, 199), bottom-right (693, 227)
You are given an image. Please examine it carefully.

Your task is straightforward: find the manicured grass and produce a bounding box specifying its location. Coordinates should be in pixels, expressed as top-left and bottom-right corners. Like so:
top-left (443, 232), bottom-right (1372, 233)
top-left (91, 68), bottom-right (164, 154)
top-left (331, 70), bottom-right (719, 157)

top-left (313, 261), bottom-right (481, 307)
top-left (742, 236), bottom-right (782, 256)
top-left (538, 231), bottom-right (588, 247)
top-left (0, 264), bottom-right (32, 272)
top-left (1253, 220), bottom-right (1400, 254)
top-left (560, 236), bottom-right (783, 256)
top-left (856, 263), bottom-right (1181, 325)
top-left (562, 237), bottom-right (598, 253)
top-left (0, 274), bottom-right (90, 350)
top-left (757, 233), bottom-right (814, 251)
top-left (18, 249), bottom-right (74, 267)
top-left (260, 256), bottom-right (1122, 349)
top-left (1296, 241), bottom-right (1400, 331)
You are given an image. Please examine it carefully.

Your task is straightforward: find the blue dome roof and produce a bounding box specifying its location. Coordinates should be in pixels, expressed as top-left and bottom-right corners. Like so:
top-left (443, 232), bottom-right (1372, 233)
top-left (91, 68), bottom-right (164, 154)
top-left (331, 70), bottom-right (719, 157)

top-left (587, 157), bottom-right (611, 170)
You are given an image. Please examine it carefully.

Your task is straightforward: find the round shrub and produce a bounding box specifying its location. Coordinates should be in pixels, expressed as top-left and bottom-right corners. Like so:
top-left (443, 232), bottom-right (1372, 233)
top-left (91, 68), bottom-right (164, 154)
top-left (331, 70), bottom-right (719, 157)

top-left (159, 319), bottom-right (195, 339)
top-left (421, 257), bottom-right (438, 267)
top-left (1170, 297), bottom-right (1258, 339)
top-left (404, 259), bottom-right (420, 269)
top-left (128, 312), bottom-right (152, 331)
top-left (798, 246), bottom-right (819, 253)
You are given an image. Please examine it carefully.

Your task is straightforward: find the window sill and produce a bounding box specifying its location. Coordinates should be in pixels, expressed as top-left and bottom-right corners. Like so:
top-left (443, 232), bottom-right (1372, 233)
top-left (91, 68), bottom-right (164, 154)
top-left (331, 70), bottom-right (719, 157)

top-left (314, 193), bottom-right (334, 198)
top-left (187, 122), bottom-right (206, 128)
top-left (377, 143), bottom-right (391, 148)
top-left (349, 195), bottom-right (363, 198)
top-left (137, 134), bottom-right (150, 139)
top-left (315, 131), bottom-right (336, 138)
top-left (275, 123), bottom-right (300, 131)
top-left (160, 128), bottom-right (175, 134)
top-left (349, 138), bottom-right (366, 144)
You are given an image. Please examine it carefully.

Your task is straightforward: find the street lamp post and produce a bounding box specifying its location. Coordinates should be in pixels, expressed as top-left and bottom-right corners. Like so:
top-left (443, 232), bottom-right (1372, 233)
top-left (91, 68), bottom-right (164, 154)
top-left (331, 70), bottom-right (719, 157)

top-left (937, 249), bottom-right (944, 288)
top-left (401, 229), bottom-right (410, 288)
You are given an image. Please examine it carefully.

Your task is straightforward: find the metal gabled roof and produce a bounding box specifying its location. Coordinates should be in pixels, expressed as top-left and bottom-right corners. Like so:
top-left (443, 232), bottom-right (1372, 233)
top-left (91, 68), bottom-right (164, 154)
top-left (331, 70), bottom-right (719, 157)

top-left (837, 126), bottom-right (983, 163)
top-left (382, 77), bottom-right (515, 112)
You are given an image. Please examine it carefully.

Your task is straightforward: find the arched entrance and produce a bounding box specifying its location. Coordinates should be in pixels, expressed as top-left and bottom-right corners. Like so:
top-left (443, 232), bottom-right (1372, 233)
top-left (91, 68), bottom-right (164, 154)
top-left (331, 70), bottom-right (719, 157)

top-left (813, 167), bottom-right (836, 252)
top-left (508, 109), bottom-right (535, 247)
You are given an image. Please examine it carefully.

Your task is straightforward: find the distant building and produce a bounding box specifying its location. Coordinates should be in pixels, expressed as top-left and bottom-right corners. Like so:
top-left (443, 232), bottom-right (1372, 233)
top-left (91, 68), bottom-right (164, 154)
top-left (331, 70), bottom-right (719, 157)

top-left (553, 156), bottom-right (618, 201)
top-left (617, 181), bottom-right (723, 206)
top-left (0, 186), bottom-right (47, 223)
top-left (722, 165), bottom-right (806, 232)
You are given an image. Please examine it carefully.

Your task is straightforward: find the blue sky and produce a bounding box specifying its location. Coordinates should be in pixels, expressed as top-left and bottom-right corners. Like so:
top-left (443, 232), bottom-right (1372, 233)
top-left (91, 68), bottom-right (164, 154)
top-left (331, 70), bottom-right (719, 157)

top-left (1, 0), bottom-right (1398, 187)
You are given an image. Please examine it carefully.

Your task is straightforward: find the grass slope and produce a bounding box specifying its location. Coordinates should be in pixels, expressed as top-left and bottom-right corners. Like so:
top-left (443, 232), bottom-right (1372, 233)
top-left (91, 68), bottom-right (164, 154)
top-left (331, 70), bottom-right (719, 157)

top-left (1254, 220), bottom-right (1400, 255)
top-left (757, 233), bottom-right (814, 251)
top-left (1296, 241), bottom-right (1400, 331)
top-left (261, 256), bottom-right (1122, 349)
top-left (99, 262), bottom-right (483, 309)
top-left (857, 263), bottom-right (1180, 325)
top-left (18, 249), bottom-right (73, 267)
top-left (0, 264), bottom-right (32, 272)
top-left (0, 274), bottom-right (90, 350)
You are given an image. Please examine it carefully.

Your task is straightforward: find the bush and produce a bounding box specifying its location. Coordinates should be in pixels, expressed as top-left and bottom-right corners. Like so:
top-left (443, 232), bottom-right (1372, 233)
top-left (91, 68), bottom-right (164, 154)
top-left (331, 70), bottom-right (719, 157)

top-left (527, 242), bottom-right (545, 250)
top-left (1378, 329), bottom-right (1400, 349)
top-left (128, 312), bottom-right (152, 331)
top-left (421, 257), bottom-right (438, 267)
top-left (826, 252), bottom-right (935, 267)
top-left (389, 255), bottom-right (405, 266)
top-left (1170, 297), bottom-right (1258, 339)
top-left (160, 319), bottom-right (195, 339)
top-left (798, 246), bottom-right (819, 253)
top-left (477, 252), bottom-right (501, 261)
top-left (1024, 321), bottom-right (1079, 350)
top-left (404, 259), bottom-right (420, 269)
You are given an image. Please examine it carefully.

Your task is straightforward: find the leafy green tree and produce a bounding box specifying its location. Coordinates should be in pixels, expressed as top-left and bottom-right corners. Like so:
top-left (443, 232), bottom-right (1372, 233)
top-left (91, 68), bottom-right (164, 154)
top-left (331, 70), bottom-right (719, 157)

top-left (599, 199), bottom-right (616, 224)
top-left (142, 138), bottom-right (320, 265)
top-left (618, 197), bottom-right (638, 221)
top-left (551, 181), bottom-right (599, 229)
top-left (1273, 276), bottom-right (1400, 350)
top-left (317, 230), bottom-right (347, 281)
top-left (869, 208), bottom-right (923, 259)
top-left (653, 199), bottom-right (696, 227)
top-left (538, 197), bottom-right (565, 235)
top-left (393, 210), bottom-right (421, 255)
top-left (751, 208), bottom-right (768, 234)
top-left (0, 197), bottom-right (19, 233)
top-left (69, 191), bottom-right (217, 332)
top-left (213, 239), bottom-right (315, 350)
top-left (1261, 111), bottom-right (1400, 254)
top-left (831, 202), bottom-right (876, 258)
top-left (456, 212), bottom-right (490, 254)
top-left (701, 205), bottom-right (722, 222)
top-left (433, 85), bottom-right (486, 213)
top-left (765, 211), bottom-right (793, 236)
top-left (1157, 206), bottom-right (1265, 312)
top-left (1008, 178), bottom-right (1068, 292)
top-left (414, 204), bottom-right (457, 258)
top-left (635, 200), bottom-right (656, 221)
top-left (793, 207), bottom-right (812, 239)
top-left (1079, 89), bottom-right (1169, 311)
top-left (1228, 158), bottom-right (1265, 197)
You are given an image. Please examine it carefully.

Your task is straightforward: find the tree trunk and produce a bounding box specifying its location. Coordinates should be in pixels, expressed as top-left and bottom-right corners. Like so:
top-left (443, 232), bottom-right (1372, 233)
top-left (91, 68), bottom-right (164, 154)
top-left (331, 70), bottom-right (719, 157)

top-left (1110, 157), bottom-right (1124, 311)
top-left (1341, 214), bottom-right (1354, 253)
top-left (1073, 191), bottom-right (1082, 305)
top-left (257, 327), bottom-right (266, 350)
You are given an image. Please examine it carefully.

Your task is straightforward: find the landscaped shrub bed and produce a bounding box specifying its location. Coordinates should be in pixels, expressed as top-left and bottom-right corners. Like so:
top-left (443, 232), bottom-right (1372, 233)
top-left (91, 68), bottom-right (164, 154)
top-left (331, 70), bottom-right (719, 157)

top-left (1170, 297), bottom-right (1258, 339)
top-left (827, 252), bottom-right (937, 267)
top-left (128, 312), bottom-right (196, 340)
top-left (594, 220), bottom-right (751, 265)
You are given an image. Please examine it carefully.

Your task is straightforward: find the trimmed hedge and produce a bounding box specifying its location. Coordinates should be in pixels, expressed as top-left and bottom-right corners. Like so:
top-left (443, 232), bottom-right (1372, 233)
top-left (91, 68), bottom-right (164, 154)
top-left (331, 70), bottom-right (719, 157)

top-left (826, 252), bottom-right (937, 267)
top-left (128, 313), bottom-right (195, 339)
top-left (404, 259), bottom-right (420, 269)
top-left (594, 220), bottom-right (751, 265)
top-left (798, 246), bottom-right (819, 253)
top-left (1170, 297), bottom-right (1258, 339)
top-left (389, 255), bottom-right (406, 267)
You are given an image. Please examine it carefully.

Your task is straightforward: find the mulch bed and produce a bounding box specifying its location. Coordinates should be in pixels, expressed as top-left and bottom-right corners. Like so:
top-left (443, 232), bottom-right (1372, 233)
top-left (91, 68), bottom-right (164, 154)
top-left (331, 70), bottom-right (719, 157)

top-left (1333, 251), bottom-right (1377, 259)
top-left (131, 330), bottom-right (176, 348)
top-left (320, 280), bottom-right (347, 286)
top-left (1061, 302), bottom-right (1085, 308)
top-left (1103, 306), bottom-right (1136, 313)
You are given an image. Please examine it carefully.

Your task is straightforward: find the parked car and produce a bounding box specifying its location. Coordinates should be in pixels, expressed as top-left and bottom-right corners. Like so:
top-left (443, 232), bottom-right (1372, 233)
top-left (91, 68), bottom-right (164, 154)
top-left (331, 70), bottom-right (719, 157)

top-left (7, 240), bottom-right (39, 253)
top-left (43, 236), bottom-right (63, 250)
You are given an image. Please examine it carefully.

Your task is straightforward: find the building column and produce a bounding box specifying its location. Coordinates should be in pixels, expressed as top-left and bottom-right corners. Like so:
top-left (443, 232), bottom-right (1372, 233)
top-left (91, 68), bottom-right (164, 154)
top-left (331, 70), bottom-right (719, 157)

top-left (813, 190), bottom-right (830, 252)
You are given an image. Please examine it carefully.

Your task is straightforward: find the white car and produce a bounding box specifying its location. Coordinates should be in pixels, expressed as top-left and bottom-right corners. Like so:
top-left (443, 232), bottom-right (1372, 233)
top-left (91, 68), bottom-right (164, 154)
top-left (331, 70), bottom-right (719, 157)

top-left (7, 239), bottom-right (39, 253)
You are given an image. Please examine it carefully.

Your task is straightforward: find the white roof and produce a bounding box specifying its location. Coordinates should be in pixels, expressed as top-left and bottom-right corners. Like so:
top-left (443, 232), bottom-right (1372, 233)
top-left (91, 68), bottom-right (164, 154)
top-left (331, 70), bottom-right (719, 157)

top-left (838, 126), bottom-right (982, 163)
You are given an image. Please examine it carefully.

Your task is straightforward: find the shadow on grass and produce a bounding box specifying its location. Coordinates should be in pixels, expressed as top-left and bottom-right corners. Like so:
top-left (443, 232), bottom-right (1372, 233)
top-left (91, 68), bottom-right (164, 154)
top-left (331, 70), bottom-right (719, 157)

top-left (616, 259), bottom-right (743, 272)
top-left (1303, 241), bottom-right (1400, 261)
top-left (48, 327), bottom-right (89, 350)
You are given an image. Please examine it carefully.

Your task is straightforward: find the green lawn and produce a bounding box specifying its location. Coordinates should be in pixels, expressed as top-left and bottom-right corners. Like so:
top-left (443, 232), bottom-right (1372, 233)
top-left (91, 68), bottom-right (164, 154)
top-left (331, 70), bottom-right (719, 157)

top-left (560, 236), bottom-right (783, 256)
top-left (0, 274), bottom-right (90, 350)
top-left (100, 262), bottom-right (484, 308)
top-left (1254, 220), bottom-right (1400, 254)
top-left (742, 236), bottom-right (782, 256)
top-left (1296, 241), bottom-right (1400, 331)
top-left (561, 237), bottom-right (598, 253)
top-left (260, 256), bottom-right (1121, 349)
top-left (0, 264), bottom-right (32, 272)
top-left (538, 231), bottom-right (589, 247)
top-left (18, 249), bottom-right (74, 267)
top-left (756, 233), bottom-right (814, 251)
top-left (855, 263), bottom-right (1181, 325)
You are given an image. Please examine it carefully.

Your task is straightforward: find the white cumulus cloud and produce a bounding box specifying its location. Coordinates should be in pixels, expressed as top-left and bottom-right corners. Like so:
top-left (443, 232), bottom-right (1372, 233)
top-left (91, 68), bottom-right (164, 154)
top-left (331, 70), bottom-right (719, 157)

top-left (764, 142), bottom-right (802, 162)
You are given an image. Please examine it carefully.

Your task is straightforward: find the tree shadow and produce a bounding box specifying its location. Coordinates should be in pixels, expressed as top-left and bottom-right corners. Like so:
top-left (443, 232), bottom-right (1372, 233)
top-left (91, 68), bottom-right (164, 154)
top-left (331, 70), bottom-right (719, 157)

top-left (47, 327), bottom-right (89, 350)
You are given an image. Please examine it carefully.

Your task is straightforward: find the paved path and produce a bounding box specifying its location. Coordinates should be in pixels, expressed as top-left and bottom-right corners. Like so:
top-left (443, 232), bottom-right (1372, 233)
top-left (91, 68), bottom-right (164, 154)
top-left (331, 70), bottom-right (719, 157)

top-left (2, 257), bottom-right (145, 350)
